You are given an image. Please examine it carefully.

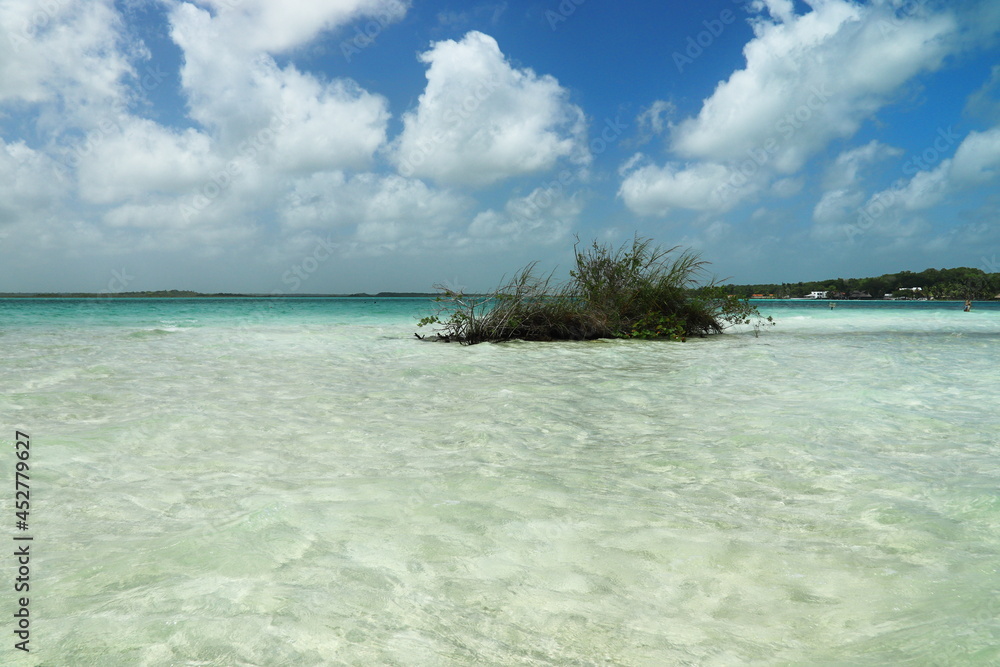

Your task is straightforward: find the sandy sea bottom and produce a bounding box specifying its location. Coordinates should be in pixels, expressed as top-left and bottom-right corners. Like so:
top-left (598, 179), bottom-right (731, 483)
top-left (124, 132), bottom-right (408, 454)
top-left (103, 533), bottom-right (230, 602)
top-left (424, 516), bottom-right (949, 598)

top-left (2, 299), bottom-right (999, 665)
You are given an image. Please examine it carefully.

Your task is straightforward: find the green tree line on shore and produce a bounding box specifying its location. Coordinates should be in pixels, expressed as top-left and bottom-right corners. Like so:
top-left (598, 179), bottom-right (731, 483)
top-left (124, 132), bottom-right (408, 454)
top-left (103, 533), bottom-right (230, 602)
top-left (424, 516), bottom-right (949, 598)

top-left (721, 266), bottom-right (1000, 300)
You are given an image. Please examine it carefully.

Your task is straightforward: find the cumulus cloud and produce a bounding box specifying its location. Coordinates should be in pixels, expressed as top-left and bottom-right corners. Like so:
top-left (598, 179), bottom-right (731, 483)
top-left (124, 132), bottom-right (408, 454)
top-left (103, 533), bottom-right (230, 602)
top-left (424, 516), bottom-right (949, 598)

top-left (468, 187), bottom-right (582, 245)
top-left (59, 0), bottom-right (404, 253)
top-left (812, 140), bottom-right (901, 230)
top-left (618, 157), bottom-right (748, 217)
top-left (823, 140), bottom-right (902, 190)
top-left (812, 188), bottom-right (867, 231)
top-left (391, 31), bottom-right (588, 187)
top-left (770, 176), bottom-right (802, 198)
top-left (269, 75), bottom-right (390, 174)
top-left (281, 172), bottom-right (471, 242)
top-left (948, 125), bottom-right (1000, 185)
top-left (636, 100), bottom-right (675, 139)
top-left (0, 0), bottom-right (413, 270)
top-left (75, 119), bottom-right (220, 204)
top-left (816, 126), bottom-right (1000, 243)
top-left (672, 2), bottom-right (953, 171)
top-left (750, 0), bottom-right (795, 24)
top-left (170, 3), bottom-right (391, 171)
top-left (0, 0), bottom-right (136, 127)
top-left (0, 139), bottom-right (66, 226)
top-left (0, 2), bottom-right (142, 261)
top-left (621, 0), bottom-right (963, 217)
top-left (876, 127), bottom-right (1000, 212)
top-left (101, 199), bottom-right (261, 260)
top-left (184, 0), bottom-right (408, 55)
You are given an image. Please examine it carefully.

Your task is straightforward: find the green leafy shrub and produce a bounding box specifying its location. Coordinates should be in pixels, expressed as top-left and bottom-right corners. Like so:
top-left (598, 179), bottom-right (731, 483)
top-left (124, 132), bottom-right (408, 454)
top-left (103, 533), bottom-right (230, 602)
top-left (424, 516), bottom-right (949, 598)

top-left (417, 237), bottom-right (773, 344)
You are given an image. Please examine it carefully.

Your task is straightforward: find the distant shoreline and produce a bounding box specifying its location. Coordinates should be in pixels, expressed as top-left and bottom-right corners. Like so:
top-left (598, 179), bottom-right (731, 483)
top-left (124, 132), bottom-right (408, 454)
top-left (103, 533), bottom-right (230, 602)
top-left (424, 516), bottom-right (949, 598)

top-left (0, 293), bottom-right (991, 302)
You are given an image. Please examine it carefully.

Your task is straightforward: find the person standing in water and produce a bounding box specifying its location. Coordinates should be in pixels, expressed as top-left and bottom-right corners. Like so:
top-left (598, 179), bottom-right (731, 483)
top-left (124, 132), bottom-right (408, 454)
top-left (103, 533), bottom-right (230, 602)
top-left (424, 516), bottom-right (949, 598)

top-left (964, 299), bottom-right (972, 312)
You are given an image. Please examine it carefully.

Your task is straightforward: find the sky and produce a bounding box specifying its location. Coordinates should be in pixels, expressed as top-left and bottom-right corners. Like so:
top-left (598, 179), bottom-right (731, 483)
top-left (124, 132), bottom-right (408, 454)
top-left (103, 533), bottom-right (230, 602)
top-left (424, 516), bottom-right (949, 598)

top-left (1, 0), bottom-right (999, 293)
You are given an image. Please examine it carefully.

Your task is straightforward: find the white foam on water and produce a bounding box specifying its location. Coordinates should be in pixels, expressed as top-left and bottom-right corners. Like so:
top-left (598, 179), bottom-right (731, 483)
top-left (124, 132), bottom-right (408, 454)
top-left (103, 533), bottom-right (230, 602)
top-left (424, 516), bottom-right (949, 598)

top-left (2, 299), bottom-right (998, 665)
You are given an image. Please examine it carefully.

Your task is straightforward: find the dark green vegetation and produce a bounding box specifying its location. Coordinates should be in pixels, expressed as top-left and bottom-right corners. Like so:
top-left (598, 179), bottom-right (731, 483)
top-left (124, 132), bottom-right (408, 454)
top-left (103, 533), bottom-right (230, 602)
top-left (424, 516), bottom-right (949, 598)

top-left (418, 237), bottom-right (771, 344)
top-left (725, 266), bottom-right (1000, 300)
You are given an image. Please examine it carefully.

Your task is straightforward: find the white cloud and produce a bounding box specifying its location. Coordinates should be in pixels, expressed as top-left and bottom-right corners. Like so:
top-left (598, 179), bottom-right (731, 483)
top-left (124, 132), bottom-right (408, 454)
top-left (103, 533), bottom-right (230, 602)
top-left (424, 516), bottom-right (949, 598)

top-left (170, 3), bottom-right (391, 171)
top-left (391, 31), bottom-right (588, 187)
top-left (279, 170), bottom-right (578, 253)
top-left (621, 0), bottom-right (963, 218)
top-left (468, 187), bottom-right (581, 245)
top-left (99, 199), bottom-right (258, 255)
top-left (813, 188), bottom-right (866, 227)
top-left (871, 126), bottom-right (1000, 214)
top-left (618, 159), bottom-right (743, 216)
top-left (0, 124), bottom-right (124, 263)
top-left (185, 0), bottom-right (408, 55)
top-left (271, 75), bottom-right (390, 174)
top-left (0, 140), bottom-right (62, 204)
top-left (816, 126), bottom-right (1000, 243)
top-left (0, 0), bottom-right (136, 126)
top-left (750, 0), bottom-right (795, 24)
top-left (812, 140), bottom-right (901, 228)
top-left (103, 201), bottom-right (195, 230)
top-left (822, 140), bottom-right (902, 190)
top-left (281, 172), bottom-right (471, 243)
top-left (770, 176), bottom-right (802, 198)
top-left (949, 126), bottom-right (1000, 185)
top-left (75, 119), bottom-right (219, 204)
top-left (0, 0), bottom-right (410, 271)
top-left (0, 139), bottom-right (66, 229)
top-left (636, 100), bottom-right (675, 138)
top-left (672, 1), bottom-right (955, 172)
top-left (892, 167), bottom-right (951, 211)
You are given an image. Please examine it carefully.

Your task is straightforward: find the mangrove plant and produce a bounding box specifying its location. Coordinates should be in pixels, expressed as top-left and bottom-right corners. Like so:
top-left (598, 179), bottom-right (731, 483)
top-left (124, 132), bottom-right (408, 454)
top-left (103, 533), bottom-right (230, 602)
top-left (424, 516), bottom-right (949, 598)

top-left (417, 237), bottom-right (772, 344)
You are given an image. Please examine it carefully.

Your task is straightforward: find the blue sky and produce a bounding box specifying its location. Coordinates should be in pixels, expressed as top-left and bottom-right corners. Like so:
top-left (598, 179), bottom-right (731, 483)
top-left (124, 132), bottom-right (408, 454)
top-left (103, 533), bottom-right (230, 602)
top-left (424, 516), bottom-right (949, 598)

top-left (1, 0), bottom-right (999, 293)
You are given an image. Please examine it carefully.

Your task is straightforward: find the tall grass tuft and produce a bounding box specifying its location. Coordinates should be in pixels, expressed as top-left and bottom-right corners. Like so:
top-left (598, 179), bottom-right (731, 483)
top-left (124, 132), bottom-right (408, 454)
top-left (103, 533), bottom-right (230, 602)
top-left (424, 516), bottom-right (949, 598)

top-left (417, 237), bottom-right (771, 344)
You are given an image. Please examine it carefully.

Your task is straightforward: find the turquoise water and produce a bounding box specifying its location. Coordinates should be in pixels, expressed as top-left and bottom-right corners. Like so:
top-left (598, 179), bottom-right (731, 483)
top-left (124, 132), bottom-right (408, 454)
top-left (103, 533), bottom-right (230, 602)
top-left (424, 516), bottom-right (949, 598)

top-left (2, 298), bottom-right (999, 665)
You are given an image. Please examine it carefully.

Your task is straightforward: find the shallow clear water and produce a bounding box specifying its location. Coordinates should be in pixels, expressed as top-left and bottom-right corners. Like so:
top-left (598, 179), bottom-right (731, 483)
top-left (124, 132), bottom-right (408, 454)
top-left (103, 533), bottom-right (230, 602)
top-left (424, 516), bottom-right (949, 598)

top-left (2, 298), bottom-right (999, 665)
